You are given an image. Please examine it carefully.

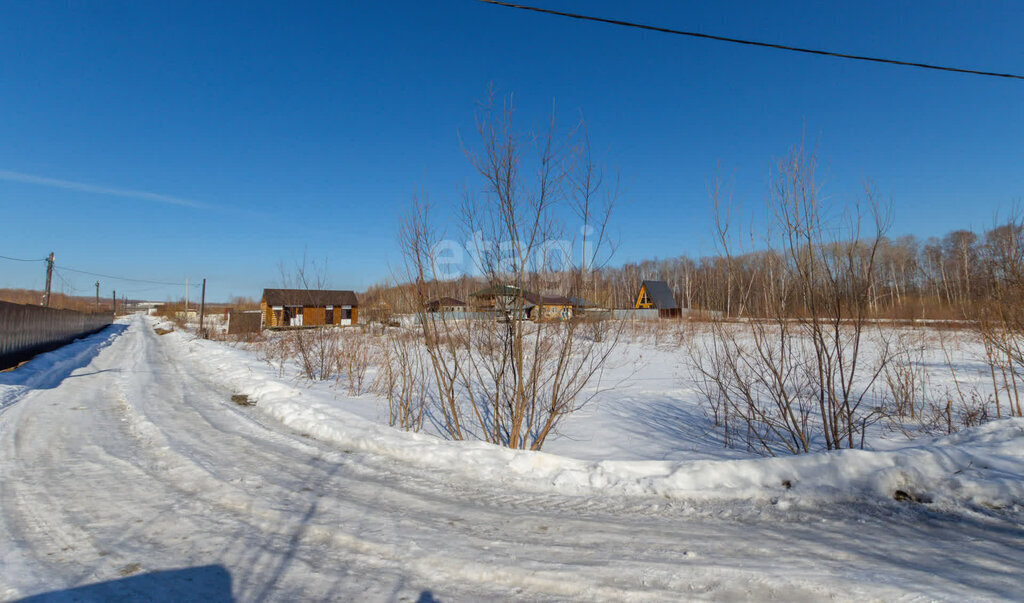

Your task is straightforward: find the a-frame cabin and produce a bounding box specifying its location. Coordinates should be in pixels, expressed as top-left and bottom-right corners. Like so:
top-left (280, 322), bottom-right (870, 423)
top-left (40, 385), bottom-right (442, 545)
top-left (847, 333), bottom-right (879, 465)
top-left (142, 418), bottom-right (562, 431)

top-left (634, 280), bottom-right (681, 319)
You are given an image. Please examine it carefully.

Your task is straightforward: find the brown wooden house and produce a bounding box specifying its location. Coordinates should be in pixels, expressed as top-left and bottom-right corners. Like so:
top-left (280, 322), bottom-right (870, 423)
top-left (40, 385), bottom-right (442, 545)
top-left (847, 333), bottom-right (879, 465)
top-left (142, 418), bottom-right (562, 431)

top-left (261, 289), bottom-right (359, 328)
top-left (469, 285), bottom-right (577, 321)
top-left (523, 292), bottom-right (574, 321)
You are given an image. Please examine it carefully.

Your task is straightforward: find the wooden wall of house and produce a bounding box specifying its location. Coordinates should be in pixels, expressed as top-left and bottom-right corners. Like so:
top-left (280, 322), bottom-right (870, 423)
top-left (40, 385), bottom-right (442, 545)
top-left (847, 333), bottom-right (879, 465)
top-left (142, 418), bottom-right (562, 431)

top-left (258, 302), bottom-right (358, 327)
top-left (303, 307), bottom-right (326, 326)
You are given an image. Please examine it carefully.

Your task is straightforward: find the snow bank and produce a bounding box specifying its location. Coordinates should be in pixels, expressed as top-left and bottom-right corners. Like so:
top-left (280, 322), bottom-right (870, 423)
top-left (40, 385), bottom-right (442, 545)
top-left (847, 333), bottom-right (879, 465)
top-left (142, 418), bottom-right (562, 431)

top-left (0, 321), bottom-right (126, 412)
top-left (167, 323), bottom-right (1024, 510)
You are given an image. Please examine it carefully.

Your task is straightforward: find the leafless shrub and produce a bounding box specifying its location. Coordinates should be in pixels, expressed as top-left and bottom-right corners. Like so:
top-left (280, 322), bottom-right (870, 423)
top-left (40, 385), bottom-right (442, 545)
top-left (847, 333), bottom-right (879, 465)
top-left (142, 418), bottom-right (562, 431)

top-left (880, 330), bottom-right (929, 421)
top-left (334, 330), bottom-right (376, 396)
top-left (973, 214), bottom-right (1024, 419)
top-left (258, 333), bottom-right (293, 378)
top-left (292, 327), bottom-right (339, 381)
top-left (578, 314), bottom-right (612, 343)
top-left (879, 328), bottom-right (998, 438)
top-left (691, 319), bottom-right (815, 455)
top-left (374, 327), bottom-right (427, 432)
top-left (693, 145), bottom-right (893, 455)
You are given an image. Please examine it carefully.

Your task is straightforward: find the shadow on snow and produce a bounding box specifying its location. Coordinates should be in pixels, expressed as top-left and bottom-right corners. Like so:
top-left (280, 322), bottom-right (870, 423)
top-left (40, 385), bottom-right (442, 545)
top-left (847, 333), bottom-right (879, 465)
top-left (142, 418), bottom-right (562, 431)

top-left (15, 564), bottom-right (234, 602)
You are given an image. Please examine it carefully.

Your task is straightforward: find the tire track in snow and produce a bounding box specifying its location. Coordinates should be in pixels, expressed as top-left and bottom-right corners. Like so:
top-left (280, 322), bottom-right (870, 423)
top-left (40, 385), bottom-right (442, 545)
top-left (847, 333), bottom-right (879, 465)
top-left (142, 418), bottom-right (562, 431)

top-left (111, 320), bottom-right (713, 600)
top-left (118, 321), bottom-right (858, 600)
top-left (3, 315), bottom-right (1022, 601)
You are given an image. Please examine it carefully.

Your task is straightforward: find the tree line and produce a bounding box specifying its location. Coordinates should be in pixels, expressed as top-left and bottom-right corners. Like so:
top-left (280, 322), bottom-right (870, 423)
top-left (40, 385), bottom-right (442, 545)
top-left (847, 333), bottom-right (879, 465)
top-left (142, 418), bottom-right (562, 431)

top-left (594, 218), bottom-right (1023, 321)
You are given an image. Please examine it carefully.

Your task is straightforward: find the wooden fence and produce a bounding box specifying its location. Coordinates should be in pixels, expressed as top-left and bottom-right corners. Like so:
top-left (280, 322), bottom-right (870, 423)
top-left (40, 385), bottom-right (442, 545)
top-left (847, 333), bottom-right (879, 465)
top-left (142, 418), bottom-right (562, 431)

top-left (0, 301), bottom-right (113, 369)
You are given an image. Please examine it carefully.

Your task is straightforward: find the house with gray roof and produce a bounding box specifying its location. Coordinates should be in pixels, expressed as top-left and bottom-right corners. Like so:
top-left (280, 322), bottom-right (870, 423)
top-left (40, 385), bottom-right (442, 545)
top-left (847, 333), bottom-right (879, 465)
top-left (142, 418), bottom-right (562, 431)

top-left (634, 280), bottom-right (681, 318)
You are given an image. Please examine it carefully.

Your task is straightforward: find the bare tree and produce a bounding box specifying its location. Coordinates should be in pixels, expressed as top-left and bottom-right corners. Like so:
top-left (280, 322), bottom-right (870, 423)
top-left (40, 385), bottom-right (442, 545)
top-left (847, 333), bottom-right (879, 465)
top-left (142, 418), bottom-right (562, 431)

top-left (393, 88), bottom-right (622, 451)
top-left (692, 144), bottom-right (893, 455)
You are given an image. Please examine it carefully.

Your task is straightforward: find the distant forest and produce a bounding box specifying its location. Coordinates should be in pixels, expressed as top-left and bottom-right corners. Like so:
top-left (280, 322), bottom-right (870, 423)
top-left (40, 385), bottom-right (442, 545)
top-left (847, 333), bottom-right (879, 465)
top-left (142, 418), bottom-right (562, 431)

top-left (597, 220), bottom-right (1022, 320)
top-left (364, 218), bottom-right (1023, 322)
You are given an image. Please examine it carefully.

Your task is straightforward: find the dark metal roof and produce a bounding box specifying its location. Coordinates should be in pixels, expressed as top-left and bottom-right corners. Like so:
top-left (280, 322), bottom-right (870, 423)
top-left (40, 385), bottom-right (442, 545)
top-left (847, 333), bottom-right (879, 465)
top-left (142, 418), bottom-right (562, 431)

top-left (470, 284), bottom-right (524, 298)
top-left (425, 297), bottom-right (466, 310)
top-left (567, 297), bottom-right (597, 308)
top-left (471, 284), bottom-right (582, 309)
top-left (471, 285), bottom-right (575, 305)
top-left (640, 280), bottom-right (678, 310)
top-left (262, 289), bottom-right (358, 307)
top-left (523, 292), bottom-right (572, 306)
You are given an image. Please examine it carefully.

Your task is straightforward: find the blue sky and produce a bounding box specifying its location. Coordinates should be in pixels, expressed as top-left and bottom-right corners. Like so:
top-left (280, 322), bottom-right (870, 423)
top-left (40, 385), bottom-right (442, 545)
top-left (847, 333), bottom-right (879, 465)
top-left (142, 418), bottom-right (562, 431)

top-left (1, 1), bottom-right (1021, 302)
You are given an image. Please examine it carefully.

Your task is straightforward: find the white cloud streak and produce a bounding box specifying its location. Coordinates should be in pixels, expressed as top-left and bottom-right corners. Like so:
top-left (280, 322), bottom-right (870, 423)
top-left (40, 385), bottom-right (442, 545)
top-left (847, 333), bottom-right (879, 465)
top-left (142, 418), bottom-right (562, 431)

top-left (0, 169), bottom-right (208, 209)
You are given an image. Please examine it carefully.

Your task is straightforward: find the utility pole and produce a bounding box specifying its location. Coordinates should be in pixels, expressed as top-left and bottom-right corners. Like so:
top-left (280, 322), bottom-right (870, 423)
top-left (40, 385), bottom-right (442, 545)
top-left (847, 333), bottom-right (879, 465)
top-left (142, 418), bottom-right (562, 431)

top-left (95, 281), bottom-right (100, 310)
top-left (185, 277), bottom-right (189, 315)
top-left (42, 252), bottom-right (54, 307)
top-left (112, 290), bottom-right (116, 315)
top-left (199, 278), bottom-right (206, 337)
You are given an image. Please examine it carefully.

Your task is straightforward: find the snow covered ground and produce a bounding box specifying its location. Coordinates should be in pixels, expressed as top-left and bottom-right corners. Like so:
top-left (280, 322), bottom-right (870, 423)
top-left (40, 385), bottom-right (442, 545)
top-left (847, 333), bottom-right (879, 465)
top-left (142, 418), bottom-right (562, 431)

top-left (2, 315), bottom-right (1023, 600)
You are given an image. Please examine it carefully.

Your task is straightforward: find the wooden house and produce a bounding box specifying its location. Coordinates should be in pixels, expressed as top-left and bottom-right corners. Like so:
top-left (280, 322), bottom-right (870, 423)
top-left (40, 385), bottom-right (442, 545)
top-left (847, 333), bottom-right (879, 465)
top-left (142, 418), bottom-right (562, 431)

top-left (261, 289), bottom-right (359, 328)
top-left (425, 297), bottom-right (467, 313)
top-left (634, 280), bottom-right (681, 318)
top-left (469, 285), bottom-right (577, 321)
top-left (469, 284), bottom-right (525, 312)
top-left (524, 293), bottom-right (574, 321)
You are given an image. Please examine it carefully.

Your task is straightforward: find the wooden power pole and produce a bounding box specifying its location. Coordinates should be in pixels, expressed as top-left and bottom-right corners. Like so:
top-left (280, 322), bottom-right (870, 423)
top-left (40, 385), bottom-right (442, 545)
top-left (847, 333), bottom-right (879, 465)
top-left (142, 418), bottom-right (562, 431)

top-left (95, 281), bottom-right (100, 309)
top-left (42, 252), bottom-right (54, 307)
top-left (112, 290), bottom-right (116, 315)
top-left (199, 278), bottom-right (206, 337)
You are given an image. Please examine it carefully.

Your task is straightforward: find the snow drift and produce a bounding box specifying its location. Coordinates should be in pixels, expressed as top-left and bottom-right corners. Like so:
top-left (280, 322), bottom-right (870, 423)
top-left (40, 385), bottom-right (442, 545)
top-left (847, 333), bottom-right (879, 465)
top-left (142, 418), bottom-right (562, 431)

top-left (169, 326), bottom-right (1024, 512)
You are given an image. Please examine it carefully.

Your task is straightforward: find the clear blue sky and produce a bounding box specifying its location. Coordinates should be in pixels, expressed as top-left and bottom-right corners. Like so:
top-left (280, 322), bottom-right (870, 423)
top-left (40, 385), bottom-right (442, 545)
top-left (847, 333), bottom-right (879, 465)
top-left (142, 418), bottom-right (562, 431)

top-left (1, 1), bottom-right (1021, 302)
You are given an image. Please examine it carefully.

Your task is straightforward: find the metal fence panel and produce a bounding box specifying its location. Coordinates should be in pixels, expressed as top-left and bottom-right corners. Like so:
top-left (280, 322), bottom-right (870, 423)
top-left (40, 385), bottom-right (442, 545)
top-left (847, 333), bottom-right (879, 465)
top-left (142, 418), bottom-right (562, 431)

top-left (413, 311), bottom-right (502, 324)
top-left (227, 310), bottom-right (262, 334)
top-left (0, 301), bottom-right (113, 369)
top-left (607, 309), bottom-right (660, 321)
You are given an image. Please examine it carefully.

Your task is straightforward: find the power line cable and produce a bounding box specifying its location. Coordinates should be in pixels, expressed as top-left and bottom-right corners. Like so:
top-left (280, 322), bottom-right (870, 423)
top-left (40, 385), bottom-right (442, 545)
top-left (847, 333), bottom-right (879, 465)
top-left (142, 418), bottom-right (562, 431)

top-left (53, 264), bottom-right (187, 287)
top-left (0, 254), bottom-right (46, 263)
top-left (476, 0), bottom-right (1024, 81)
top-left (53, 269), bottom-right (77, 294)
top-left (4, 253), bottom-right (188, 290)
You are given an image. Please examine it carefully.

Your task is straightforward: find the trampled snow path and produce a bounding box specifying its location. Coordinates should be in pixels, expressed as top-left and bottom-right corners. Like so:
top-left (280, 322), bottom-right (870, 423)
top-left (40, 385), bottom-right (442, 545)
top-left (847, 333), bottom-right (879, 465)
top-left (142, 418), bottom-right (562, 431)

top-left (2, 316), bottom-right (1023, 601)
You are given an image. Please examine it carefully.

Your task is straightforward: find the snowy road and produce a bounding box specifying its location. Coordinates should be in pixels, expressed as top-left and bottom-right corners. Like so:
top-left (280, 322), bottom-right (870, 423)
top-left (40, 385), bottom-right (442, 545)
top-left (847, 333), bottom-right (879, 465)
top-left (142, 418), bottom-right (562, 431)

top-left (2, 316), bottom-right (1023, 601)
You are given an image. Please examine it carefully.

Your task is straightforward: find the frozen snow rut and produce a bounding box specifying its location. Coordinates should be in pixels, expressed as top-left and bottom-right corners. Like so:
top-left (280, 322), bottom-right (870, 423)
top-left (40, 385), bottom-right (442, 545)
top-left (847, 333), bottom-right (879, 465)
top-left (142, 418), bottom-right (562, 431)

top-left (2, 316), bottom-right (1023, 601)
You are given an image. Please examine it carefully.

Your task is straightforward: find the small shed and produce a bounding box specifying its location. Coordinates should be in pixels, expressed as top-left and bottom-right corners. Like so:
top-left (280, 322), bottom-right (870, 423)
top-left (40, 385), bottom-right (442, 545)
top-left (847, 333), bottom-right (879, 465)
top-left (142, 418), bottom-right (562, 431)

top-left (634, 280), bottom-right (681, 319)
top-left (261, 289), bottom-right (359, 328)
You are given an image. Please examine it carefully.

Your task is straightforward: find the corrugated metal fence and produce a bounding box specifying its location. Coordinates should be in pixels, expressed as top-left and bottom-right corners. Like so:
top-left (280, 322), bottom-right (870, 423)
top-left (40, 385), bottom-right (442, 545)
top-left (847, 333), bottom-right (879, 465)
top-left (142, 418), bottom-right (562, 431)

top-left (411, 311), bottom-right (502, 325)
top-left (0, 301), bottom-right (113, 369)
top-left (227, 310), bottom-right (262, 335)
